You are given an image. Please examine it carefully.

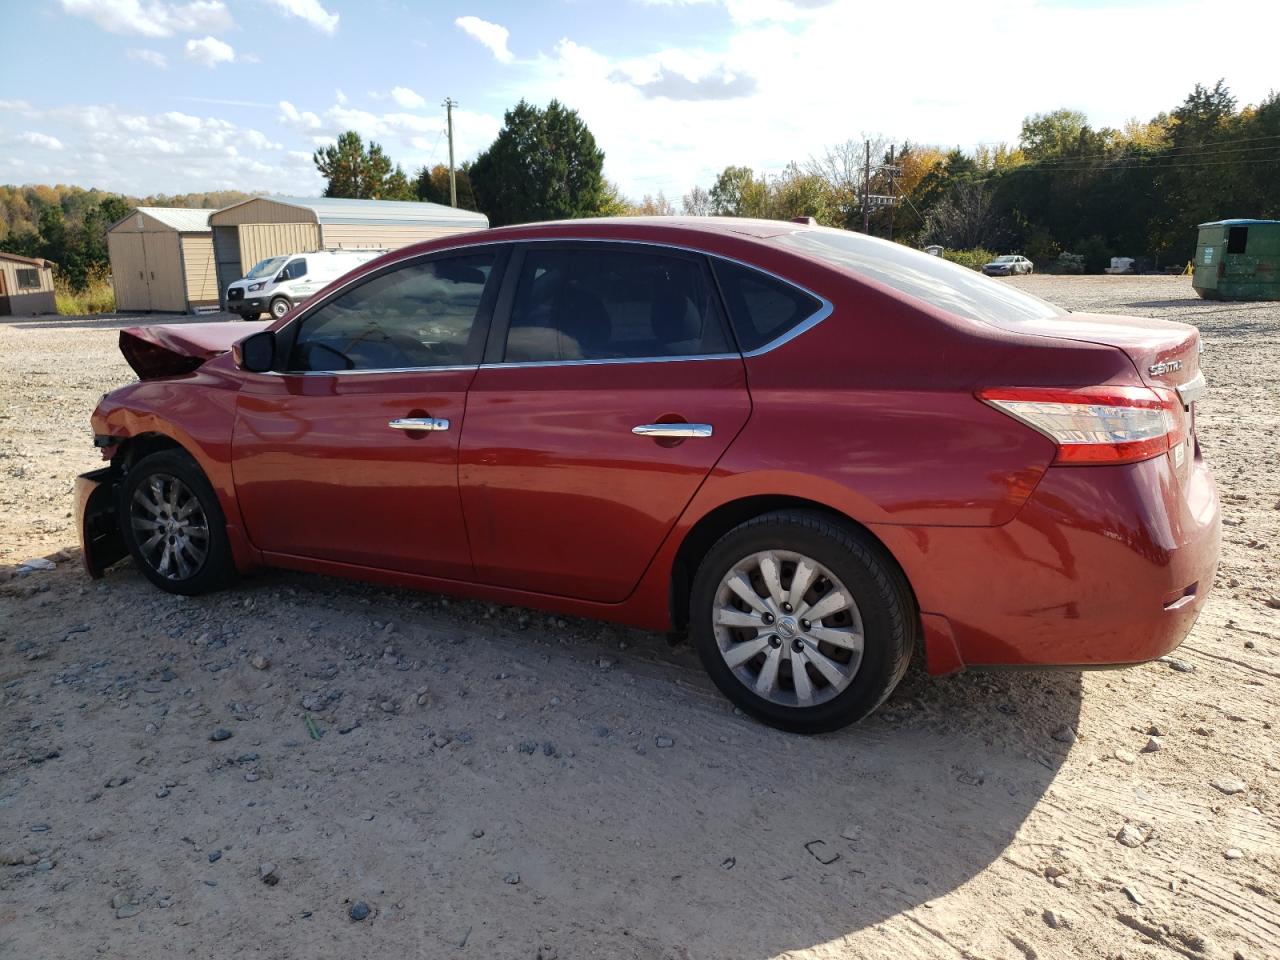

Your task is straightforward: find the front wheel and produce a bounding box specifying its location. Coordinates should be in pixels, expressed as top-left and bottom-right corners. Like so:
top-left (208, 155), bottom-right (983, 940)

top-left (269, 297), bottom-right (291, 319)
top-left (690, 511), bottom-right (917, 733)
top-left (117, 450), bottom-right (235, 595)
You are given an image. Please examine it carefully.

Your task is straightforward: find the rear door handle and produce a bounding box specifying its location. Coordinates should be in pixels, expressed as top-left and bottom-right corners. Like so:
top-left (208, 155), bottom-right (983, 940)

top-left (389, 417), bottom-right (450, 431)
top-left (632, 423), bottom-right (713, 438)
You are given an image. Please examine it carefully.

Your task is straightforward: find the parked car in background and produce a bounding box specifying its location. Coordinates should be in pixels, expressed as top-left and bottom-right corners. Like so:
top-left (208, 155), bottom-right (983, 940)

top-left (982, 254), bottom-right (1034, 276)
top-left (226, 250), bottom-right (383, 320)
top-left (78, 218), bottom-right (1219, 733)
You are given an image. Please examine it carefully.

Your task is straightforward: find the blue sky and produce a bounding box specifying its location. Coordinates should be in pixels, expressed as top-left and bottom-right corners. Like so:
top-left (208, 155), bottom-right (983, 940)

top-left (1, 0), bottom-right (1275, 204)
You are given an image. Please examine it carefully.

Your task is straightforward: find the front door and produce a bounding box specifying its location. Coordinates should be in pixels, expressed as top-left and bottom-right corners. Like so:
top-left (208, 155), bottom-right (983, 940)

top-left (233, 248), bottom-right (505, 579)
top-left (459, 242), bottom-right (751, 603)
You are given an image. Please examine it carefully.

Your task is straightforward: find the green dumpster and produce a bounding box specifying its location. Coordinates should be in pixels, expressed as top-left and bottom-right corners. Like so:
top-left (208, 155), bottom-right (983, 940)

top-left (1193, 219), bottom-right (1280, 301)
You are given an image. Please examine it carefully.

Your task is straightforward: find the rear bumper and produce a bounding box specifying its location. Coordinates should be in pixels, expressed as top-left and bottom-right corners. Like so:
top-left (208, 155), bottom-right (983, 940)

top-left (875, 449), bottom-right (1221, 671)
top-left (75, 468), bottom-right (127, 578)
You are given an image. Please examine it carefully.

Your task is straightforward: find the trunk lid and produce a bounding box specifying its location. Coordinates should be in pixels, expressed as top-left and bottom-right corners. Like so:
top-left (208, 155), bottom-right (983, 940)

top-left (120, 320), bottom-right (269, 380)
top-left (1003, 311), bottom-right (1201, 389)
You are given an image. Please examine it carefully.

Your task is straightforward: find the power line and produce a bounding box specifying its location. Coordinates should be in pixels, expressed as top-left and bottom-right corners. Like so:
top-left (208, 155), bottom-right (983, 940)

top-left (969, 151), bottom-right (1280, 183)
top-left (1015, 135), bottom-right (1280, 167)
top-left (956, 129), bottom-right (1280, 159)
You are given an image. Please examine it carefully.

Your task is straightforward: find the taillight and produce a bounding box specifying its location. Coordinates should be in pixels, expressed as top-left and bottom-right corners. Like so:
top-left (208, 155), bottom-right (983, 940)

top-left (979, 385), bottom-right (1185, 465)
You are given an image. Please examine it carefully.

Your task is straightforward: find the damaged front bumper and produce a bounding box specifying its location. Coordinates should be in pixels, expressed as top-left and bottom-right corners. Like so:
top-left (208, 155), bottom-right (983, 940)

top-left (75, 468), bottom-right (127, 578)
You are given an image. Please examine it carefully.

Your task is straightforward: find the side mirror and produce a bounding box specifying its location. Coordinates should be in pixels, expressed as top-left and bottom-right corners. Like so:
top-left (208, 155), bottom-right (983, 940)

top-left (233, 330), bottom-right (276, 373)
top-left (276, 270), bottom-right (288, 282)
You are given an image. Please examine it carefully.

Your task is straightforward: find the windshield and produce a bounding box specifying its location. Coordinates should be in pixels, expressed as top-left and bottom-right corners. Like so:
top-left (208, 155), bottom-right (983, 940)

top-left (993, 255), bottom-right (1017, 263)
top-left (245, 256), bottom-right (288, 280)
top-left (773, 228), bottom-right (1063, 325)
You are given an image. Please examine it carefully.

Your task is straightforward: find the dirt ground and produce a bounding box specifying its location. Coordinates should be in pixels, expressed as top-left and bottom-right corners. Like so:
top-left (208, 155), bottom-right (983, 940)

top-left (1, 275), bottom-right (1277, 960)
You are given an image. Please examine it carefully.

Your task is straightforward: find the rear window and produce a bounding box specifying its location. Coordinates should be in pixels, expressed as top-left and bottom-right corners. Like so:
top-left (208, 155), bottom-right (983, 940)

top-left (711, 259), bottom-right (823, 353)
top-left (774, 228), bottom-right (1063, 325)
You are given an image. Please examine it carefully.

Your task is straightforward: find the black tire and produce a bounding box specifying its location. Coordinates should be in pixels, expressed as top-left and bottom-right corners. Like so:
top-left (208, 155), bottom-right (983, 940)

top-left (269, 297), bottom-right (291, 319)
top-left (689, 510), bottom-right (917, 733)
top-left (117, 450), bottom-right (235, 595)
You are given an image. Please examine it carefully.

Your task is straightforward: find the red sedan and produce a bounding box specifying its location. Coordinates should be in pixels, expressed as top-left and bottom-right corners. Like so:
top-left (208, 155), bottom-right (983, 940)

top-left (77, 218), bottom-right (1220, 732)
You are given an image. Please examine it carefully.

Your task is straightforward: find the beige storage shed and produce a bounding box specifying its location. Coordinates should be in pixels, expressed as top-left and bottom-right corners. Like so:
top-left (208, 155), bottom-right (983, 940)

top-left (207, 196), bottom-right (488, 305)
top-left (107, 207), bottom-right (220, 313)
top-left (0, 251), bottom-right (56, 316)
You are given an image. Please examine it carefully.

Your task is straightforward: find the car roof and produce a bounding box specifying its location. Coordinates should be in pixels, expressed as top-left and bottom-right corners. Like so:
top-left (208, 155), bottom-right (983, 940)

top-left (369, 216), bottom-right (824, 274)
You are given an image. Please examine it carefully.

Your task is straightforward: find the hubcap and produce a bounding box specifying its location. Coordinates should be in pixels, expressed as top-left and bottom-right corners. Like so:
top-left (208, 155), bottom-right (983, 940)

top-left (129, 473), bottom-right (210, 581)
top-left (712, 550), bottom-right (864, 708)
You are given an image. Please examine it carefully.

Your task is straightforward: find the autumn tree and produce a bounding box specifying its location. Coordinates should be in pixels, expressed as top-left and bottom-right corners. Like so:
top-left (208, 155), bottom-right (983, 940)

top-left (413, 163), bottom-right (478, 210)
top-left (681, 185), bottom-right (712, 216)
top-left (632, 191), bottom-right (676, 215)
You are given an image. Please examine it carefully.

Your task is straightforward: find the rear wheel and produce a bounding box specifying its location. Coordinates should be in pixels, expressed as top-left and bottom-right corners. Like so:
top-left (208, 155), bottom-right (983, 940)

top-left (269, 297), bottom-right (291, 319)
top-left (690, 510), bottom-right (916, 733)
top-left (118, 450), bottom-right (235, 595)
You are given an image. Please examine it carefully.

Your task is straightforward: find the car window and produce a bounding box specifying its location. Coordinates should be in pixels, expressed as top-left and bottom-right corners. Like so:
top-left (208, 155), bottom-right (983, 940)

top-left (503, 247), bottom-right (730, 362)
top-left (711, 258), bottom-right (823, 353)
top-left (774, 228), bottom-right (1063, 324)
top-left (285, 258), bottom-right (307, 280)
top-left (246, 256), bottom-right (287, 280)
top-left (286, 252), bottom-right (496, 372)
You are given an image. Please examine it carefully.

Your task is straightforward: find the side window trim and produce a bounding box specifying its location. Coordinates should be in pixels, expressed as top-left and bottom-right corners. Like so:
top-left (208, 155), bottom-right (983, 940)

top-left (272, 244), bottom-right (510, 375)
top-left (481, 240), bottom-right (739, 368)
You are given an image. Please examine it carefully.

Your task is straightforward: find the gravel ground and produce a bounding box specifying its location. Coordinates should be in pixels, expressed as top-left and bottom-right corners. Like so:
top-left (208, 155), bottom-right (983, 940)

top-left (1, 276), bottom-right (1277, 960)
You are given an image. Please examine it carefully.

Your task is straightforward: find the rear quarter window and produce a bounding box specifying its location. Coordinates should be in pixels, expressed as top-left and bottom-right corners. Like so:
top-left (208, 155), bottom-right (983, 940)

top-left (711, 258), bottom-right (824, 353)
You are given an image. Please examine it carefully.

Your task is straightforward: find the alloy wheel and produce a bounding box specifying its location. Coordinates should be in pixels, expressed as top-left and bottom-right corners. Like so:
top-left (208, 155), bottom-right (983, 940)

top-left (712, 549), bottom-right (864, 708)
top-left (129, 472), bottom-right (210, 580)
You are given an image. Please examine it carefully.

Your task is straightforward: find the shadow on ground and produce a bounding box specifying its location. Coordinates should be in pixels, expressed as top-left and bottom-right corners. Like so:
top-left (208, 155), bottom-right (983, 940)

top-left (3, 555), bottom-right (1083, 958)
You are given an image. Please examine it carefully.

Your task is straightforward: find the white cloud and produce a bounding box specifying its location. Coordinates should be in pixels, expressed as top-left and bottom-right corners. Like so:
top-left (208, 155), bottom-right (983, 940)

top-left (391, 86), bottom-right (426, 110)
top-left (263, 0), bottom-right (338, 34)
top-left (185, 35), bottom-right (235, 68)
top-left (19, 131), bottom-right (65, 151)
top-left (5, 101), bottom-right (322, 195)
top-left (0, 99), bottom-right (35, 113)
top-left (455, 16), bottom-right (514, 64)
top-left (126, 48), bottom-right (168, 68)
top-left (278, 100), bottom-right (322, 129)
top-left (506, 0), bottom-right (1280, 200)
top-left (335, 89), bottom-right (348, 105)
top-left (58, 0), bottom-right (232, 38)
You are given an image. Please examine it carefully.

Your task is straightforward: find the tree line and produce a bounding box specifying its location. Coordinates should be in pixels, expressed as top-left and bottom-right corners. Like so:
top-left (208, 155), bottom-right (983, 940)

top-left (313, 81), bottom-right (1277, 269)
top-left (4, 80), bottom-right (1274, 293)
top-left (0, 186), bottom-right (252, 290)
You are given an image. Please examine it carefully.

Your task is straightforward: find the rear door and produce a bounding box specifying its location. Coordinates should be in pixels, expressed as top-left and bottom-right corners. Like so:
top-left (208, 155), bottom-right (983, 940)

top-left (233, 247), bottom-right (506, 579)
top-left (458, 242), bottom-right (751, 603)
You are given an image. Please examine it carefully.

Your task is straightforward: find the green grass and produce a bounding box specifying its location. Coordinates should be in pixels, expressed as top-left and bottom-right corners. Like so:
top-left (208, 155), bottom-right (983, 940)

top-left (55, 274), bottom-right (115, 315)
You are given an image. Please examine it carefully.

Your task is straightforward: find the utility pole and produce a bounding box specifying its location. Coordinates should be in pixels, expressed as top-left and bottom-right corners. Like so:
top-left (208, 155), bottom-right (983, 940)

top-left (861, 140), bottom-right (871, 234)
top-left (887, 144), bottom-right (896, 242)
top-left (443, 97), bottom-right (458, 207)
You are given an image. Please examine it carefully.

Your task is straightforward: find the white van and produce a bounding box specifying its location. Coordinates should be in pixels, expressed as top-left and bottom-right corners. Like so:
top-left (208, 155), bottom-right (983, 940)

top-left (226, 250), bottom-right (384, 320)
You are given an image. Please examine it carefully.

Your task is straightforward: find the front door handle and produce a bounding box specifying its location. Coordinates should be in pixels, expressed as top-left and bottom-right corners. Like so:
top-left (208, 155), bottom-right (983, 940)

top-left (632, 423), bottom-right (713, 438)
top-left (389, 417), bottom-right (450, 431)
